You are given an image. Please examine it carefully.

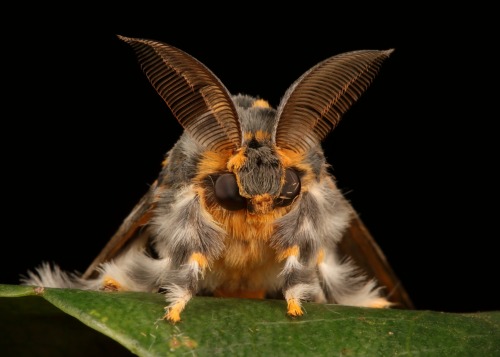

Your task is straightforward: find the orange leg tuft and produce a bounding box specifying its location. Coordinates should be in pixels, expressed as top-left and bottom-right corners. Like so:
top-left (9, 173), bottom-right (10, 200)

top-left (164, 302), bottom-right (185, 323)
top-left (277, 245), bottom-right (300, 262)
top-left (190, 252), bottom-right (209, 270)
top-left (102, 276), bottom-right (123, 291)
top-left (287, 298), bottom-right (304, 317)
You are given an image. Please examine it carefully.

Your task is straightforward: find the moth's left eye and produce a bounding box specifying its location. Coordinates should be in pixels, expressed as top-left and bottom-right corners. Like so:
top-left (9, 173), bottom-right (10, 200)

top-left (214, 173), bottom-right (247, 211)
top-left (275, 169), bottom-right (301, 207)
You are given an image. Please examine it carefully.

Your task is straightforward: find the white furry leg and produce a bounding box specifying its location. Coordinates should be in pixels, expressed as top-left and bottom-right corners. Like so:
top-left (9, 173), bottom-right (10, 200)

top-left (279, 252), bottom-right (323, 317)
top-left (20, 249), bottom-right (170, 293)
top-left (318, 252), bottom-right (391, 308)
top-left (20, 262), bottom-right (100, 290)
top-left (163, 285), bottom-right (193, 323)
top-left (283, 284), bottom-right (312, 316)
top-left (160, 253), bottom-right (207, 323)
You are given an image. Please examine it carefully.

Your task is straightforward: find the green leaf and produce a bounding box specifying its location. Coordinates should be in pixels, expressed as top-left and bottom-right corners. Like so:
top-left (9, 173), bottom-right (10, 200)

top-left (1, 284), bottom-right (499, 356)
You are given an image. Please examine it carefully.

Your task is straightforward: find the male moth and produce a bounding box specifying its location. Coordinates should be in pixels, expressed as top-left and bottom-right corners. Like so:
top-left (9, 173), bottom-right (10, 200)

top-left (22, 35), bottom-right (413, 323)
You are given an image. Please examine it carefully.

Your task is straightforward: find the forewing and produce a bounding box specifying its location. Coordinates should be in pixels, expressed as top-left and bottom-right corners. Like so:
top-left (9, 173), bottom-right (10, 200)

top-left (339, 208), bottom-right (414, 309)
top-left (82, 185), bottom-right (156, 279)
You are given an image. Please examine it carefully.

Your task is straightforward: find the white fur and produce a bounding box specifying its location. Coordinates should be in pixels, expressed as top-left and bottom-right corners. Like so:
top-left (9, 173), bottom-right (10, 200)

top-left (186, 259), bottom-right (204, 280)
top-left (279, 255), bottom-right (302, 277)
top-left (21, 243), bottom-right (172, 293)
top-left (318, 252), bottom-right (384, 307)
top-left (98, 242), bottom-right (173, 290)
top-left (151, 184), bottom-right (224, 258)
top-left (163, 284), bottom-right (192, 309)
top-left (20, 262), bottom-right (85, 289)
top-left (307, 180), bottom-right (351, 244)
top-left (152, 185), bottom-right (197, 256)
top-left (284, 283), bottom-right (319, 302)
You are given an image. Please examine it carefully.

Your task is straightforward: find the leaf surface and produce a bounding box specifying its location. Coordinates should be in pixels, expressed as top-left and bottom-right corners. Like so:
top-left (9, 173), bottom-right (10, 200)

top-left (1, 284), bottom-right (498, 356)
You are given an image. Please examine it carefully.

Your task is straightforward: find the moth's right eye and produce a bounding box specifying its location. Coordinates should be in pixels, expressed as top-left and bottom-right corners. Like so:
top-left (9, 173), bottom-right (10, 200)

top-left (214, 174), bottom-right (247, 211)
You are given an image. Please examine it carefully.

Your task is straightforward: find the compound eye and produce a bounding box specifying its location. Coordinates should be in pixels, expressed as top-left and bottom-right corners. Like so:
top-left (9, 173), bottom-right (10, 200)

top-left (275, 169), bottom-right (301, 207)
top-left (214, 174), bottom-right (247, 210)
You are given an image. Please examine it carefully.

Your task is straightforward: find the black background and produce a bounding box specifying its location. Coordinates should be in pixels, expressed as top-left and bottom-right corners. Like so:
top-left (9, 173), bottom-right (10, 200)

top-left (3, 6), bottom-right (498, 313)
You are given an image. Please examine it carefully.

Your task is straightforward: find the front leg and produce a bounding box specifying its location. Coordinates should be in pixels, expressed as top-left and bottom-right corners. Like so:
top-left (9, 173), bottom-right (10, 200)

top-left (274, 179), bottom-right (391, 316)
top-left (276, 244), bottom-right (322, 317)
top-left (272, 179), bottom-right (352, 317)
top-left (150, 184), bottom-right (225, 322)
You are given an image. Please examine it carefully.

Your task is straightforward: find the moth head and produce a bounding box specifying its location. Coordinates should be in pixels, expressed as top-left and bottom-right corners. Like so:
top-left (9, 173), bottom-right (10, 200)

top-left (217, 99), bottom-right (302, 214)
top-left (118, 35), bottom-right (393, 215)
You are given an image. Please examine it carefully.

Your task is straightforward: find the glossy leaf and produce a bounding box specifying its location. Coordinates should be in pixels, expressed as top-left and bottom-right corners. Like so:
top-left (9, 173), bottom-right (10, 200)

top-left (1, 284), bottom-right (499, 356)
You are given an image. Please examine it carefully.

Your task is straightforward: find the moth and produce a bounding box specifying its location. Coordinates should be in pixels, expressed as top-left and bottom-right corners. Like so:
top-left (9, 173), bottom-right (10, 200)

top-left (22, 35), bottom-right (413, 323)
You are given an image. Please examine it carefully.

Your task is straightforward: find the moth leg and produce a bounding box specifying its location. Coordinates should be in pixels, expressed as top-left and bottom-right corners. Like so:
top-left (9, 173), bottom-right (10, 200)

top-left (273, 179), bottom-right (354, 316)
top-left (163, 285), bottom-right (192, 323)
top-left (102, 276), bottom-right (124, 291)
top-left (151, 185), bottom-right (225, 323)
top-left (91, 243), bottom-right (172, 294)
top-left (277, 245), bottom-right (324, 317)
top-left (163, 252), bottom-right (209, 323)
top-left (317, 249), bottom-right (392, 308)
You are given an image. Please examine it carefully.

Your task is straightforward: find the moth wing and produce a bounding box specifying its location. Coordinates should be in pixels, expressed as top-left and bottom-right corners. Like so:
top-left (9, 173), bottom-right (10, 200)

top-left (338, 207), bottom-right (414, 309)
top-left (82, 183), bottom-right (157, 279)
